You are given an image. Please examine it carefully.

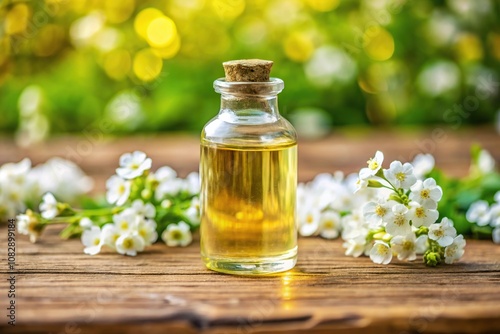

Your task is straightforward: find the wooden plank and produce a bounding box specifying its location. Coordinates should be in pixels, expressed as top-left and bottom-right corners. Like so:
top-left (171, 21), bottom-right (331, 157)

top-left (1, 126), bottom-right (499, 191)
top-left (0, 127), bottom-right (500, 333)
top-left (0, 225), bottom-right (500, 333)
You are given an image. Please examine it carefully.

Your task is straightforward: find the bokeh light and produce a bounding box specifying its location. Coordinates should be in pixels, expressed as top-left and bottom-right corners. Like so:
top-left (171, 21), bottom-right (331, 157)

top-left (417, 61), bottom-right (460, 97)
top-left (146, 16), bottom-right (177, 48)
top-left (133, 48), bottom-right (163, 82)
top-left (211, 0), bottom-right (245, 20)
top-left (306, 0), bottom-right (340, 12)
top-left (0, 0), bottom-right (498, 135)
top-left (103, 49), bottom-right (132, 81)
top-left (455, 33), bottom-right (483, 62)
top-left (284, 32), bottom-right (315, 62)
top-left (134, 8), bottom-right (164, 40)
top-left (4, 3), bottom-right (30, 35)
top-left (363, 26), bottom-right (394, 61)
top-left (104, 0), bottom-right (135, 24)
top-left (152, 34), bottom-right (181, 59)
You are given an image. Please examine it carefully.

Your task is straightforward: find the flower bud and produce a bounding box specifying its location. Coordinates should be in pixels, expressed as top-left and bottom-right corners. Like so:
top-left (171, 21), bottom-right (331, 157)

top-left (423, 251), bottom-right (441, 267)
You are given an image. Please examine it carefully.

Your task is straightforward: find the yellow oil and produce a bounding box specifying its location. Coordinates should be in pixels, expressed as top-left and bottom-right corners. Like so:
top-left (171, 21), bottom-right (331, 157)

top-left (200, 142), bottom-right (297, 274)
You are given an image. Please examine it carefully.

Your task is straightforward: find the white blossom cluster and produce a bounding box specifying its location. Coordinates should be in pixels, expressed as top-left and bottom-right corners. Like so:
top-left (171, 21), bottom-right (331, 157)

top-left (1, 157), bottom-right (93, 219)
top-left (298, 152), bottom-right (466, 266)
top-left (466, 191), bottom-right (500, 244)
top-left (16, 151), bottom-right (199, 256)
top-left (87, 151), bottom-right (199, 255)
top-left (297, 171), bottom-right (378, 240)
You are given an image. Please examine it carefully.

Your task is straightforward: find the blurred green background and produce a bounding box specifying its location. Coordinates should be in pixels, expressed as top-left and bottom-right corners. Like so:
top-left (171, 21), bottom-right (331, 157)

top-left (1, 0), bottom-right (499, 144)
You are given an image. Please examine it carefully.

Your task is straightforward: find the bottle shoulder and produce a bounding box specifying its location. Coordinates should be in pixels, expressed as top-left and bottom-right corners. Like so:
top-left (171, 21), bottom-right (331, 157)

top-left (201, 114), bottom-right (297, 148)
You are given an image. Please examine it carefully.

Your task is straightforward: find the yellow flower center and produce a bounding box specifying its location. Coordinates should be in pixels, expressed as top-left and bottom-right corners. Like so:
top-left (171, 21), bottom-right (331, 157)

top-left (118, 184), bottom-right (126, 195)
top-left (324, 220), bottom-right (333, 228)
top-left (120, 221), bottom-right (129, 230)
top-left (396, 172), bottom-right (406, 181)
top-left (433, 228), bottom-right (444, 237)
top-left (306, 214), bottom-right (314, 224)
top-left (376, 244), bottom-right (388, 254)
top-left (403, 240), bottom-right (414, 251)
top-left (375, 205), bottom-right (386, 217)
top-left (93, 238), bottom-right (100, 246)
top-left (9, 192), bottom-right (20, 201)
top-left (446, 245), bottom-right (457, 257)
top-left (171, 230), bottom-right (183, 240)
top-left (123, 238), bottom-right (133, 249)
top-left (420, 189), bottom-right (430, 199)
top-left (394, 215), bottom-right (405, 226)
top-left (415, 207), bottom-right (426, 218)
top-left (368, 159), bottom-right (379, 170)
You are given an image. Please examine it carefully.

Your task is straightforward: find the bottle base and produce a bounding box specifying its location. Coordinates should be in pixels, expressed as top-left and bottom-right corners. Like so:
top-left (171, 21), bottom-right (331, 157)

top-left (202, 247), bottom-right (297, 275)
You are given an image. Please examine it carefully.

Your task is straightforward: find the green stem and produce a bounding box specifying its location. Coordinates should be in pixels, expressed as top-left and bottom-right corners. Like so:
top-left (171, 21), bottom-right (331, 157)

top-left (75, 207), bottom-right (123, 216)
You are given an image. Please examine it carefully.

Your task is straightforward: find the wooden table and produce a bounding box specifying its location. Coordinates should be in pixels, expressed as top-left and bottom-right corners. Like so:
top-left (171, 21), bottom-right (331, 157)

top-left (1, 127), bottom-right (500, 333)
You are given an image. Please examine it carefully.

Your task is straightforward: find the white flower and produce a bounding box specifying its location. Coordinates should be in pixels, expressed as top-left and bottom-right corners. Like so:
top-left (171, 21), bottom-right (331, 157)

top-left (428, 217), bottom-right (457, 247)
top-left (106, 175), bottom-right (131, 206)
top-left (79, 217), bottom-right (94, 230)
top-left (343, 236), bottom-right (367, 257)
top-left (131, 199), bottom-right (156, 218)
top-left (1, 183), bottom-right (27, 216)
top-left (354, 177), bottom-right (368, 193)
top-left (466, 200), bottom-right (491, 226)
top-left (0, 158), bottom-right (31, 186)
top-left (39, 193), bottom-right (59, 219)
top-left (137, 218), bottom-right (158, 246)
top-left (116, 232), bottom-right (145, 256)
top-left (495, 191), bottom-right (500, 203)
top-left (359, 151), bottom-right (384, 179)
top-left (101, 224), bottom-right (120, 249)
top-left (116, 151), bottom-right (152, 179)
top-left (489, 203), bottom-right (500, 227)
top-left (383, 161), bottom-right (417, 189)
top-left (415, 235), bottom-right (428, 254)
top-left (155, 178), bottom-right (185, 200)
top-left (319, 211), bottom-right (341, 239)
top-left (391, 234), bottom-right (417, 261)
top-left (340, 211), bottom-right (366, 240)
top-left (410, 178), bottom-right (443, 205)
top-left (493, 227), bottom-right (500, 244)
top-left (112, 208), bottom-right (139, 234)
top-left (411, 153), bottom-right (435, 179)
top-left (30, 157), bottom-right (93, 203)
top-left (370, 240), bottom-right (392, 264)
top-left (408, 201), bottom-right (439, 227)
top-left (154, 166), bottom-right (177, 182)
top-left (0, 159), bottom-right (31, 216)
top-left (185, 197), bottom-right (200, 225)
top-left (16, 213), bottom-right (40, 243)
top-left (444, 235), bottom-right (466, 264)
top-left (385, 204), bottom-right (412, 236)
top-left (363, 200), bottom-right (395, 228)
top-left (298, 208), bottom-right (321, 236)
top-left (183, 172), bottom-right (200, 195)
top-left (82, 226), bottom-right (103, 255)
top-left (161, 221), bottom-right (192, 247)
top-left (477, 149), bottom-right (495, 174)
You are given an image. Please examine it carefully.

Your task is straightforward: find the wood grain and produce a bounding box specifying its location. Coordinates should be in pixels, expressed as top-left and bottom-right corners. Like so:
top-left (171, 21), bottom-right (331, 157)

top-left (0, 126), bottom-right (499, 333)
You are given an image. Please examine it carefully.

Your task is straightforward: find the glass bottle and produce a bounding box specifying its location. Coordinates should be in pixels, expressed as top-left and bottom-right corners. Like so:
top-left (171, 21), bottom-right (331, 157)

top-left (200, 60), bottom-right (298, 275)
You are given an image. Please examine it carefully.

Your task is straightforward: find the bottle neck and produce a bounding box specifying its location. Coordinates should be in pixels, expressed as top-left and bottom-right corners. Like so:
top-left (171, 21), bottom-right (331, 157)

top-left (214, 78), bottom-right (284, 124)
top-left (220, 94), bottom-right (280, 122)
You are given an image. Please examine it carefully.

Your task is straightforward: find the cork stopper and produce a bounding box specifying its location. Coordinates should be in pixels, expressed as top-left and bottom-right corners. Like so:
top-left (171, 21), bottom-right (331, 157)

top-left (223, 59), bottom-right (273, 82)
